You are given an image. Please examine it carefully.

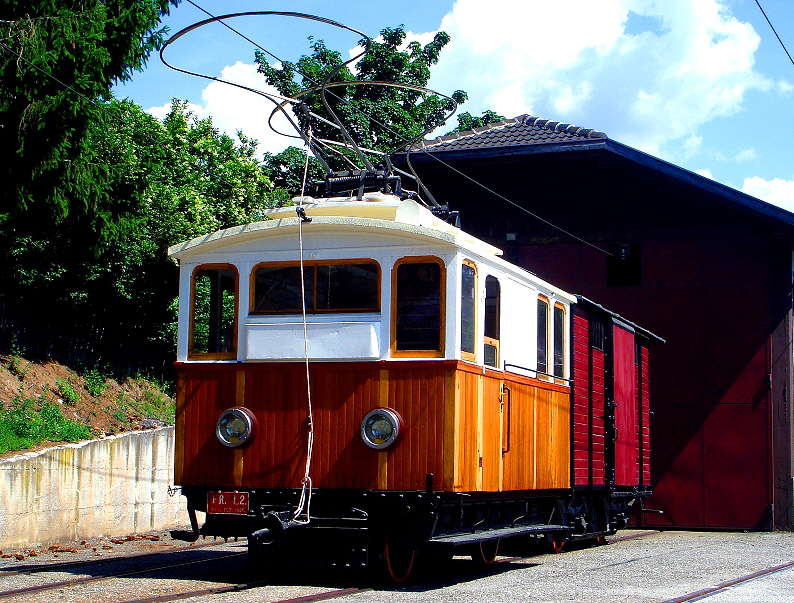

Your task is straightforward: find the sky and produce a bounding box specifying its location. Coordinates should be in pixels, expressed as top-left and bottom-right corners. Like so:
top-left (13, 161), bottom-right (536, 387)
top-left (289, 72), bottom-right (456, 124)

top-left (115, 0), bottom-right (794, 211)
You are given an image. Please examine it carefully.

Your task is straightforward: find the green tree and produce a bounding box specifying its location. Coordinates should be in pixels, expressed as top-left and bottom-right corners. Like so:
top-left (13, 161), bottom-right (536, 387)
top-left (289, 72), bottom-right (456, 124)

top-left (256, 26), bottom-right (468, 166)
top-left (447, 110), bottom-right (507, 134)
top-left (0, 0), bottom-right (180, 233)
top-left (262, 147), bottom-right (326, 202)
top-left (0, 99), bottom-right (281, 354)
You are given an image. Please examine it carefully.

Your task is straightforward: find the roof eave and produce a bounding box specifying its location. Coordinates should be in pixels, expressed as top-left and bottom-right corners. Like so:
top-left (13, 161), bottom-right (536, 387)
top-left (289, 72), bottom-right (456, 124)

top-left (397, 139), bottom-right (794, 231)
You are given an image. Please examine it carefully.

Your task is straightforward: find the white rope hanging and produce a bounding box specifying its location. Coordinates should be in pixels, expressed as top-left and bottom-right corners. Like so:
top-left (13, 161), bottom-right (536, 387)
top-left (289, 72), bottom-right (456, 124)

top-left (292, 126), bottom-right (315, 525)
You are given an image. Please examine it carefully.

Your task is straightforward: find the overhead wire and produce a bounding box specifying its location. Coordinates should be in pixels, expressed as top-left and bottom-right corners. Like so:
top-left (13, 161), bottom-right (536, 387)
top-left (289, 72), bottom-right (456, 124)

top-left (754, 0), bottom-right (794, 67)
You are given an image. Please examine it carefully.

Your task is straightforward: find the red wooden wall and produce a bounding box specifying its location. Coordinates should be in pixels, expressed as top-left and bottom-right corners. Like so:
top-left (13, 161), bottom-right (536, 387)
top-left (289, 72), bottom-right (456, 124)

top-left (614, 325), bottom-right (639, 487)
top-left (522, 235), bottom-right (773, 529)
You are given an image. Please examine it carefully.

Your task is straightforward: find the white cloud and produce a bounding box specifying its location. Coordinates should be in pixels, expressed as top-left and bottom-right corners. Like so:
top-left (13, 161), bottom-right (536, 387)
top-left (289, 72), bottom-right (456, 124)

top-left (683, 134), bottom-right (703, 158)
top-left (695, 168), bottom-right (714, 179)
top-left (147, 100), bottom-right (205, 121)
top-left (423, 0), bottom-right (768, 156)
top-left (777, 80), bottom-right (794, 95)
top-left (742, 176), bottom-right (794, 212)
top-left (148, 62), bottom-right (295, 157)
top-left (734, 147), bottom-right (756, 162)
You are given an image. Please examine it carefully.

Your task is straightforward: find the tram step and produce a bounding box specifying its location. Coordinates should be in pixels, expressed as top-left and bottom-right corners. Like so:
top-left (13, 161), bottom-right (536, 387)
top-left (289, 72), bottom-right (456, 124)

top-left (428, 523), bottom-right (569, 546)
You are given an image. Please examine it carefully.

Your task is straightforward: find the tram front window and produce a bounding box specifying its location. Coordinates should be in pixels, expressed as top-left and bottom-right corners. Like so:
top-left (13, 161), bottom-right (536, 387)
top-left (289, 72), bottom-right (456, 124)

top-left (191, 266), bottom-right (238, 358)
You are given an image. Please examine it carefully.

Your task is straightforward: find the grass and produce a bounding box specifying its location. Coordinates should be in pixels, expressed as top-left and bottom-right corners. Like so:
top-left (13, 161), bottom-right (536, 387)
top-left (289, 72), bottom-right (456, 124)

top-left (5, 353), bottom-right (30, 378)
top-left (83, 368), bottom-right (107, 397)
top-left (55, 377), bottom-right (80, 406)
top-left (0, 398), bottom-right (91, 454)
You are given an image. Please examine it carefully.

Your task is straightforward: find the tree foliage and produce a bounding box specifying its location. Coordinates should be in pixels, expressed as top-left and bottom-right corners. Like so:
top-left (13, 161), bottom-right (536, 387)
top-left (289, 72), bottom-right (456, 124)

top-left (0, 0), bottom-right (180, 232)
top-left (262, 147), bottom-right (326, 202)
top-left (447, 110), bottom-right (507, 134)
top-left (0, 99), bottom-right (280, 352)
top-left (256, 26), bottom-right (468, 167)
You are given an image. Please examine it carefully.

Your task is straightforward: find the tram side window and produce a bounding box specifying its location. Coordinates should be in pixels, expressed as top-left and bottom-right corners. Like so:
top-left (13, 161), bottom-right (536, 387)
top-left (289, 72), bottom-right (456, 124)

top-left (537, 297), bottom-right (549, 374)
top-left (460, 262), bottom-right (477, 360)
top-left (483, 276), bottom-right (500, 368)
top-left (252, 262), bottom-right (379, 314)
top-left (191, 266), bottom-right (237, 357)
top-left (394, 259), bottom-right (443, 354)
top-left (553, 304), bottom-right (566, 378)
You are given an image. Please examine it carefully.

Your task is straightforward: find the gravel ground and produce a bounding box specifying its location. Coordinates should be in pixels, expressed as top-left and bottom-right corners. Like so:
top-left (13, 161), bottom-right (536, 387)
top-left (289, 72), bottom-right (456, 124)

top-left (1, 529), bottom-right (793, 602)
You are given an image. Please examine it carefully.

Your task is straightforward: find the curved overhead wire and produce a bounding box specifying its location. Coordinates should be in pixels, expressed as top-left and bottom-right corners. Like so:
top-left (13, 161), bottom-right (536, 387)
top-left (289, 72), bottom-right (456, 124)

top-left (161, 8), bottom-right (459, 207)
top-left (163, 4), bottom-right (609, 251)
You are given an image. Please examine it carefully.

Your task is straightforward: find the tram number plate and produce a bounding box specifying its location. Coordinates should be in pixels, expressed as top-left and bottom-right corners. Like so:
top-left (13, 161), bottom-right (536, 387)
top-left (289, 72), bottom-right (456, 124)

top-left (207, 491), bottom-right (249, 515)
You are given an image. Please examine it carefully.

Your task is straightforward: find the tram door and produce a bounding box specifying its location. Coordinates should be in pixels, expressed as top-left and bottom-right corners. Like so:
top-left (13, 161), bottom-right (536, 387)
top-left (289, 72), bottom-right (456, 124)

top-left (480, 377), bottom-right (504, 491)
top-left (613, 323), bottom-right (640, 486)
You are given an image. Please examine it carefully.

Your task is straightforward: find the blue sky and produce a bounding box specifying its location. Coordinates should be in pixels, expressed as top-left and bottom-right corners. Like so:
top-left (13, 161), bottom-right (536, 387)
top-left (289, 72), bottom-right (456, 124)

top-left (116, 0), bottom-right (794, 210)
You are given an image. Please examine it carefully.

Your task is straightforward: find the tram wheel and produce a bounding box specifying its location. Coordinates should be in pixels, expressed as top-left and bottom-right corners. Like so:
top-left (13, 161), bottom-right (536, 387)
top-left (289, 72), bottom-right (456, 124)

top-left (382, 534), bottom-right (416, 584)
top-left (549, 533), bottom-right (566, 554)
top-left (471, 539), bottom-right (499, 566)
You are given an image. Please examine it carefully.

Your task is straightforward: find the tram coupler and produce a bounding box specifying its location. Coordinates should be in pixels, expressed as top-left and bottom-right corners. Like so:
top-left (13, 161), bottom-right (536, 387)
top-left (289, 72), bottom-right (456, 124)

top-left (249, 510), bottom-right (304, 553)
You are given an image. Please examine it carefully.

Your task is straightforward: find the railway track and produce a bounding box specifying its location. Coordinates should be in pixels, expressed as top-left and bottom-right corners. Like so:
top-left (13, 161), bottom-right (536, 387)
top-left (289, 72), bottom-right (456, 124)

top-left (0, 539), bottom-right (232, 578)
top-left (1, 530), bottom-right (790, 603)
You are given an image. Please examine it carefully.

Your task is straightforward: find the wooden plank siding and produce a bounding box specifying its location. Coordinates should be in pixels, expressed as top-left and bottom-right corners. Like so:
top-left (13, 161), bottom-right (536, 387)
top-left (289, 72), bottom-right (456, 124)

top-left (640, 345), bottom-right (651, 486)
top-left (175, 360), bottom-right (571, 494)
top-left (572, 310), bottom-right (590, 487)
top-left (591, 348), bottom-right (606, 486)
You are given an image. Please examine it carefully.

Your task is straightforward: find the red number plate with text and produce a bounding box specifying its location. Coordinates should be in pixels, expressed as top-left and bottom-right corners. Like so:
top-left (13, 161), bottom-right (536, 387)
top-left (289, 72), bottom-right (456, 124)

top-left (207, 491), bottom-right (249, 515)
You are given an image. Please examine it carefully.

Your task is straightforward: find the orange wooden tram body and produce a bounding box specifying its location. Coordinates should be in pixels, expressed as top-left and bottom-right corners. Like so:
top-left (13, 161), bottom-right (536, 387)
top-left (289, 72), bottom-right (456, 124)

top-left (175, 361), bottom-right (570, 494)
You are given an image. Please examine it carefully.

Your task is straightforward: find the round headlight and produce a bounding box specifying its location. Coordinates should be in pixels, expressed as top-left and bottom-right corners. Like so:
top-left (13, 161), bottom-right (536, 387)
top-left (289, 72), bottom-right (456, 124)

top-left (361, 408), bottom-right (403, 449)
top-left (216, 407), bottom-right (255, 448)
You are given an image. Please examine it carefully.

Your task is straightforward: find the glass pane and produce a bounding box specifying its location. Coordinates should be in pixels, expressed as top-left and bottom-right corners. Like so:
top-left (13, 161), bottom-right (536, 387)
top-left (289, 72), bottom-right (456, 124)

top-left (537, 299), bottom-right (548, 374)
top-left (461, 264), bottom-right (476, 354)
top-left (484, 276), bottom-right (500, 340)
top-left (553, 305), bottom-right (565, 377)
top-left (484, 343), bottom-right (498, 368)
top-left (192, 268), bottom-right (236, 354)
top-left (395, 262), bottom-right (442, 351)
top-left (253, 265), bottom-right (313, 312)
top-left (315, 263), bottom-right (379, 311)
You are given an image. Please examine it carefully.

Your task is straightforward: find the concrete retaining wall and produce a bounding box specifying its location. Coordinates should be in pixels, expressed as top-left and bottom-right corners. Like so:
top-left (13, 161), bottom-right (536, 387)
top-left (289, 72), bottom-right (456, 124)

top-left (0, 427), bottom-right (188, 549)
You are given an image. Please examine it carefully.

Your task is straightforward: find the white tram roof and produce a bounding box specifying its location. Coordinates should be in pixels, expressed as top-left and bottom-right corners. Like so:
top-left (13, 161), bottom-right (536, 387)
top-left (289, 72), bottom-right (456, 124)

top-left (168, 193), bottom-right (576, 303)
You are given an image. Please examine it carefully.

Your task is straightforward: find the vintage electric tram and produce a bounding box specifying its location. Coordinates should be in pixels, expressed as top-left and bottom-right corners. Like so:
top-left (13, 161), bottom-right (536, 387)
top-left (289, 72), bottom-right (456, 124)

top-left (169, 183), bottom-right (661, 582)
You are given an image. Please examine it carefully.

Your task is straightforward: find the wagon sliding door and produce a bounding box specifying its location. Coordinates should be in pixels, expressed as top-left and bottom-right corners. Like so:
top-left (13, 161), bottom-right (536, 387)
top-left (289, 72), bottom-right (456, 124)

top-left (612, 323), bottom-right (640, 487)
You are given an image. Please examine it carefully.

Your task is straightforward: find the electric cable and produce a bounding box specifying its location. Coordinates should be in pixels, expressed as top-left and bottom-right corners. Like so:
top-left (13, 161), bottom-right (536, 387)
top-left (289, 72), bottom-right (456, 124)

top-left (754, 0), bottom-right (794, 67)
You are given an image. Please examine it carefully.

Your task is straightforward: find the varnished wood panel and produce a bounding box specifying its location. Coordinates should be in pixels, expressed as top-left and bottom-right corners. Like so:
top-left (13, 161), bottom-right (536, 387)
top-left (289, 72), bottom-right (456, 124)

top-left (385, 366), bottom-right (447, 490)
top-left (481, 376), bottom-right (503, 491)
top-left (179, 366), bottom-right (238, 487)
top-left (453, 369), bottom-right (481, 492)
top-left (533, 385), bottom-right (571, 489)
top-left (177, 360), bottom-right (571, 494)
top-left (501, 382), bottom-right (537, 490)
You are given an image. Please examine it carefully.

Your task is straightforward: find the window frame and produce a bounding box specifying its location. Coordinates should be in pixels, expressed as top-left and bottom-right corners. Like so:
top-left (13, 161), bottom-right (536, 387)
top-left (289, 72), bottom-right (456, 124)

top-left (553, 302), bottom-right (567, 382)
top-left (483, 274), bottom-right (500, 369)
top-left (188, 263), bottom-right (239, 361)
top-left (537, 295), bottom-right (551, 379)
top-left (390, 256), bottom-right (446, 358)
top-left (460, 259), bottom-right (478, 363)
top-left (249, 259), bottom-right (381, 315)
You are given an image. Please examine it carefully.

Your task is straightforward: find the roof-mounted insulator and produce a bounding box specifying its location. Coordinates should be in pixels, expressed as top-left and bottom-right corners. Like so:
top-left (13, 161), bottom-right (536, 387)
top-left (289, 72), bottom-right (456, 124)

top-left (315, 170), bottom-right (403, 200)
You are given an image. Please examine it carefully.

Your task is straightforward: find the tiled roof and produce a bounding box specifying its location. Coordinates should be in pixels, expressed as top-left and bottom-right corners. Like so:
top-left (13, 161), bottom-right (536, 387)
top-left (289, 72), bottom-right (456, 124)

top-left (418, 114), bottom-right (607, 152)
